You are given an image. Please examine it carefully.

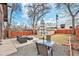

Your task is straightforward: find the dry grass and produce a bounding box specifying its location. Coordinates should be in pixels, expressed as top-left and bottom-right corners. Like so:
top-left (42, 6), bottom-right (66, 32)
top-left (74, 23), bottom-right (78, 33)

top-left (35, 34), bottom-right (70, 45)
top-left (51, 34), bottom-right (69, 45)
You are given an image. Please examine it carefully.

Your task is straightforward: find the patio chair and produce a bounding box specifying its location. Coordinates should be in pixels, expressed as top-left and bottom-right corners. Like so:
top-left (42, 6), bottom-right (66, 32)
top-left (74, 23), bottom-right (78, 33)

top-left (36, 42), bottom-right (53, 56)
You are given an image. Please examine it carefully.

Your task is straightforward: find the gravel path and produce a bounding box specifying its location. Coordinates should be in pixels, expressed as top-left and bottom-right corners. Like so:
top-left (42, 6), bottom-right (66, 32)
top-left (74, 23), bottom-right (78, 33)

top-left (8, 43), bottom-right (69, 56)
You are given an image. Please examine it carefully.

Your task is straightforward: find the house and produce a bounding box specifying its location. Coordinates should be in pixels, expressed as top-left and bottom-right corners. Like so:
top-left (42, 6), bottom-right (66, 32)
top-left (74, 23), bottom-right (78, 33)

top-left (0, 3), bottom-right (8, 40)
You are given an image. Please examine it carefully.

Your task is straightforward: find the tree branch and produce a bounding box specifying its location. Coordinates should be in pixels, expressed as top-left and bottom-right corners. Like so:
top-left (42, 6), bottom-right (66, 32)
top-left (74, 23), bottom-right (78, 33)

top-left (35, 11), bottom-right (49, 26)
top-left (74, 10), bottom-right (79, 16)
top-left (66, 3), bottom-right (74, 16)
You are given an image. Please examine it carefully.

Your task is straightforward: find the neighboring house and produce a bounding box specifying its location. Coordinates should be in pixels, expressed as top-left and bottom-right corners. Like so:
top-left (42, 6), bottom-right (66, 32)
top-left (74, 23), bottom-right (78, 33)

top-left (0, 4), bottom-right (4, 41)
top-left (45, 22), bottom-right (56, 31)
top-left (0, 4), bottom-right (8, 40)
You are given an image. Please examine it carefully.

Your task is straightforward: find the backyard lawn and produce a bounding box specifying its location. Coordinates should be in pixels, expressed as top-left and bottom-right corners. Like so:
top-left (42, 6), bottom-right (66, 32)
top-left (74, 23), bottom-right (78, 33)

top-left (51, 34), bottom-right (69, 45)
top-left (35, 34), bottom-right (70, 45)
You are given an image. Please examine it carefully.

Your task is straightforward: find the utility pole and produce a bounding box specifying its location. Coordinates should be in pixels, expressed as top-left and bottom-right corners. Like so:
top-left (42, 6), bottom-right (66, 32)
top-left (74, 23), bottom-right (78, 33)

top-left (56, 14), bottom-right (58, 29)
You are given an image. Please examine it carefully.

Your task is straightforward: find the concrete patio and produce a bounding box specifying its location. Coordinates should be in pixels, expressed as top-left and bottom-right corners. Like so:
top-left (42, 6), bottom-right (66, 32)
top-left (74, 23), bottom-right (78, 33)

top-left (0, 38), bottom-right (69, 56)
top-left (0, 36), bottom-right (39, 56)
top-left (0, 36), bottom-right (70, 56)
top-left (8, 42), bottom-right (69, 56)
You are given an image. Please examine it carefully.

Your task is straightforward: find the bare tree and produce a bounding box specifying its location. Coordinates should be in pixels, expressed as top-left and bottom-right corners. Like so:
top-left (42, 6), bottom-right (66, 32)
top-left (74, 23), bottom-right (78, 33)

top-left (56, 3), bottom-right (79, 56)
top-left (56, 3), bottom-right (79, 34)
top-left (8, 3), bottom-right (22, 38)
top-left (27, 3), bottom-right (51, 34)
top-left (8, 3), bottom-right (17, 38)
top-left (8, 3), bottom-right (22, 27)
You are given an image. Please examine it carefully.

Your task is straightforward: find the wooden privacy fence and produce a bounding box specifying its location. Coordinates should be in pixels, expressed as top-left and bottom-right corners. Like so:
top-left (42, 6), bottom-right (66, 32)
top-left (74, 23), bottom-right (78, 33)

top-left (55, 28), bottom-right (79, 41)
top-left (8, 29), bottom-right (79, 40)
top-left (55, 29), bottom-right (73, 34)
top-left (76, 29), bottom-right (79, 40)
top-left (9, 30), bottom-right (37, 38)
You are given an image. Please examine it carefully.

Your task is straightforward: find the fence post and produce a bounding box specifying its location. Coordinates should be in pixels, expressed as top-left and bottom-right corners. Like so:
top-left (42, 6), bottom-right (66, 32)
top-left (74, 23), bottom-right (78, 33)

top-left (69, 36), bottom-right (73, 56)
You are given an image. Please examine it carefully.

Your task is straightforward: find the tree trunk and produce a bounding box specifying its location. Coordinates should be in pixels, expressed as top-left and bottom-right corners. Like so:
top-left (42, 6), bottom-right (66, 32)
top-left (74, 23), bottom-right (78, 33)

top-left (71, 16), bottom-right (75, 55)
top-left (32, 25), bottom-right (35, 35)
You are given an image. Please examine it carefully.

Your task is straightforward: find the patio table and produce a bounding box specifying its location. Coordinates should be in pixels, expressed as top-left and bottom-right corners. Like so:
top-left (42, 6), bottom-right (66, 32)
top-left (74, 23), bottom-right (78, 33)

top-left (35, 40), bottom-right (55, 47)
top-left (35, 39), bottom-right (56, 55)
